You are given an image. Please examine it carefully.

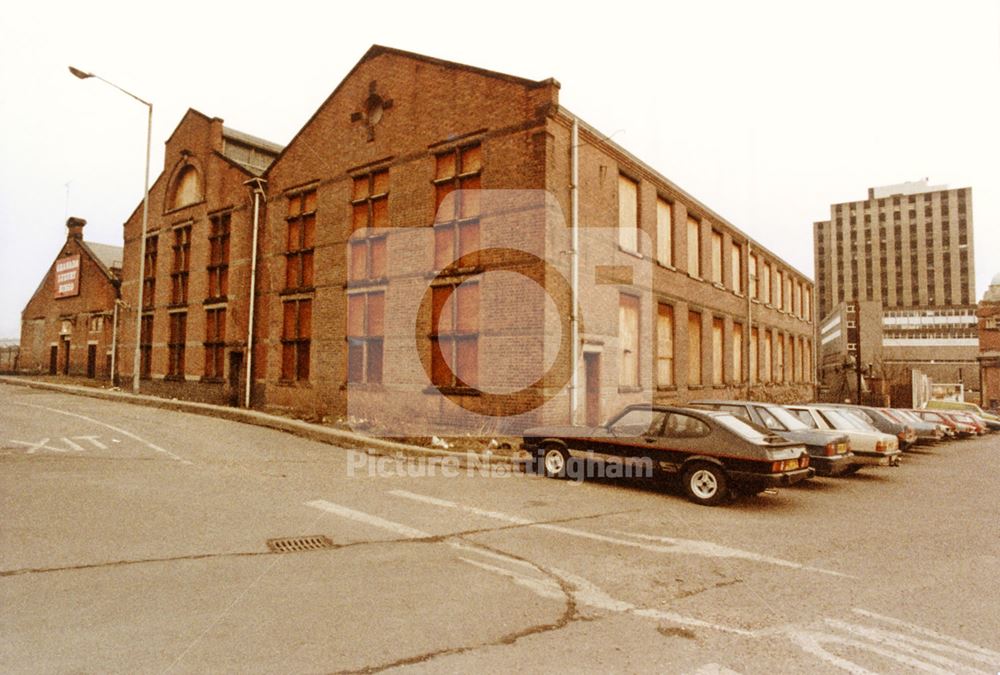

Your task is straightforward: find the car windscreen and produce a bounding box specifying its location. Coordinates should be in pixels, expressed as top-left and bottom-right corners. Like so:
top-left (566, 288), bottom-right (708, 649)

top-left (821, 409), bottom-right (876, 431)
top-left (713, 414), bottom-right (771, 442)
top-left (763, 406), bottom-right (811, 431)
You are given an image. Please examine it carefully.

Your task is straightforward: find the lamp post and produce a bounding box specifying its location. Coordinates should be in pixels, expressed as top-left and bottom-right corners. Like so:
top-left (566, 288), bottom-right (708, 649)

top-left (70, 67), bottom-right (152, 394)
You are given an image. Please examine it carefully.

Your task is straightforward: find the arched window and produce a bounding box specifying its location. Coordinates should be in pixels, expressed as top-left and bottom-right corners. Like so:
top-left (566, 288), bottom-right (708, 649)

top-left (170, 165), bottom-right (201, 210)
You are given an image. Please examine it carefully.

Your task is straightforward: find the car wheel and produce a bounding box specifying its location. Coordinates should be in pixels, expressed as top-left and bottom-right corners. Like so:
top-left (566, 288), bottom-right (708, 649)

top-left (682, 463), bottom-right (729, 506)
top-left (539, 445), bottom-right (570, 479)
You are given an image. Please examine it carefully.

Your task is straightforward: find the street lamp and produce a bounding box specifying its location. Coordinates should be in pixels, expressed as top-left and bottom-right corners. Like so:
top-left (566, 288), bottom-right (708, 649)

top-left (69, 66), bottom-right (152, 395)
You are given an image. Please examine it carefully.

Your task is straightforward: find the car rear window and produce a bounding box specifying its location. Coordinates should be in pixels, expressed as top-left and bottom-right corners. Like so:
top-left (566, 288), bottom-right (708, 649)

top-left (789, 409), bottom-right (818, 428)
top-left (714, 414), bottom-right (770, 442)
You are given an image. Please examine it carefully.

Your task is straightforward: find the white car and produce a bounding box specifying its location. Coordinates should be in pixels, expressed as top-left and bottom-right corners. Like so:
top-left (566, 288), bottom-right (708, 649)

top-left (786, 405), bottom-right (901, 472)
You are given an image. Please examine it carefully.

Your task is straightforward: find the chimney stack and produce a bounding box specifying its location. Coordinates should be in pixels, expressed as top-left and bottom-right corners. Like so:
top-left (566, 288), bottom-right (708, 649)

top-left (66, 217), bottom-right (86, 240)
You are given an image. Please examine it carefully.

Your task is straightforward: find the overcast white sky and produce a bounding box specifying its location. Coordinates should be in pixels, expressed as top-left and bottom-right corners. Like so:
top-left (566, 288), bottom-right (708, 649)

top-left (1, 0), bottom-right (998, 339)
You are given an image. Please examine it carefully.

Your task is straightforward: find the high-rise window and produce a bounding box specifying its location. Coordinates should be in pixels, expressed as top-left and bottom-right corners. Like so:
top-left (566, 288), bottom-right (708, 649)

top-left (656, 198), bottom-right (672, 266)
top-left (170, 225), bottom-right (192, 306)
top-left (656, 303), bottom-right (674, 387)
top-left (711, 230), bottom-right (723, 284)
top-left (431, 282), bottom-right (479, 388)
top-left (204, 307), bottom-right (225, 379)
top-left (168, 311), bottom-right (186, 377)
top-left (618, 175), bottom-right (639, 253)
top-left (711, 318), bottom-right (724, 385)
top-left (281, 299), bottom-right (311, 381)
top-left (286, 190), bottom-right (317, 290)
top-left (687, 216), bottom-right (701, 277)
top-left (347, 291), bottom-right (385, 384)
top-left (688, 310), bottom-right (702, 385)
top-left (207, 212), bottom-right (230, 300)
top-left (618, 294), bottom-right (640, 388)
top-left (350, 170), bottom-right (389, 281)
top-left (434, 144), bottom-right (481, 270)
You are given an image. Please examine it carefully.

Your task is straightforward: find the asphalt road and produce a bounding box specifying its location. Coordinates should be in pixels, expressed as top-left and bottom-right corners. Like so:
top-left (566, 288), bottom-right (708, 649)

top-left (2, 382), bottom-right (999, 674)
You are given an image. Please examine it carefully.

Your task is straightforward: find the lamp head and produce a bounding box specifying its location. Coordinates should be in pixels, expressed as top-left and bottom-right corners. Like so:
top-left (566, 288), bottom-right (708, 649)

top-left (68, 66), bottom-right (93, 80)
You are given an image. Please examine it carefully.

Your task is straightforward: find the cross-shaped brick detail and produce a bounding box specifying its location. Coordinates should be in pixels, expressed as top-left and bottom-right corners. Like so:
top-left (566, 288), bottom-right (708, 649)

top-left (350, 80), bottom-right (394, 142)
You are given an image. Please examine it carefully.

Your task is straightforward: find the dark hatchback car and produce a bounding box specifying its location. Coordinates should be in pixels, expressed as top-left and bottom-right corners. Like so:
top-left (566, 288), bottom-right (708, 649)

top-left (691, 400), bottom-right (853, 476)
top-left (522, 404), bottom-right (814, 506)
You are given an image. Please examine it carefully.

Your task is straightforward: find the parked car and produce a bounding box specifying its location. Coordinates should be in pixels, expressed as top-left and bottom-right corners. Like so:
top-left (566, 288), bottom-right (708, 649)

top-left (925, 399), bottom-right (1000, 425)
top-left (825, 404), bottom-right (917, 450)
top-left (691, 400), bottom-right (853, 476)
top-left (908, 409), bottom-right (958, 438)
top-left (521, 404), bottom-right (814, 506)
top-left (880, 408), bottom-right (943, 444)
top-left (785, 404), bottom-right (901, 471)
top-left (947, 411), bottom-right (988, 435)
top-left (936, 411), bottom-right (980, 437)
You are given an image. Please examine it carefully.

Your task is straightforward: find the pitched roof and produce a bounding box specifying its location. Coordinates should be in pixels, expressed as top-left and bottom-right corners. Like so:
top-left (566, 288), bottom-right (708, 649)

top-left (80, 240), bottom-right (123, 278)
top-left (221, 126), bottom-right (284, 176)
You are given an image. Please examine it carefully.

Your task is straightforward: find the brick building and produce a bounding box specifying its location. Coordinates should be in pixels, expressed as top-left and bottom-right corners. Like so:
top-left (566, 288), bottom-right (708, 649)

top-left (117, 109), bottom-right (282, 404)
top-left (978, 273), bottom-right (1000, 411)
top-left (19, 217), bottom-right (122, 379)
top-left (117, 46), bottom-right (816, 432)
top-left (814, 181), bottom-right (979, 405)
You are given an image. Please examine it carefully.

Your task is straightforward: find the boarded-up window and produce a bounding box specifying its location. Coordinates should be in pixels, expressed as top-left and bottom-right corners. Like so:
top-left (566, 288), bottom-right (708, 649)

top-left (349, 170), bottom-right (389, 281)
top-left (688, 311), bottom-right (702, 385)
top-left (804, 288), bottom-right (812, 321)
top-left (774, 269), bottom-right (783, 309)
top-left (618, 175), bottom-right (638, 252)
top-left (749, 326), bottom-right (758, 384)
top-left (791, 336), bottom-right (799, 382)
top-left (143, 235), bottom-right (157, 309)
top-left (748, 253), bottom-right (757, 300)
top-left (140, 314), bottom-right (153, 378)
top-left (657, 303), bottom-right (673, 387)
top-left (711, 318), bottom-right (724, 385)
top-left (784, 275), bottom-right (793, 312)
top-left (286, 190), bottom-right (317, 290)
top-left (762, 329), bottom-right (772, 383)
top-left (762, 262), bottom-right (771, 304)
top-left (204, 307), bottom-right (225, 379)
top-left (656, 199), bottom-right (672, 266)
top-left (804, 339), bottom-right (812, 382)
top-left (170, 225), bottom-right (191, 305)
top-left (619, 294), bottom-right (639, 388)
top-left (171, 166), bottom-right (201, 210)
top-left (711, 230), bottom-right (723, 284)
top-left (776, 333), bottom-right (785, 383)
top-left (431, 282), bottom-right (478, 388)
top-left (794, 281), bottom-right (802, 318)
top-left (281, 299), bottom-right (311, 381)
top-left (347, 292), bottom-right (384, 384)
top-left (434, 144), bottom-right (481, 269)
top-left (733, 322), bottom-right (743, 384)
top-left (731, 242), bottom-right (742, 293)
top-left (687, 217), bottom-right (701, 277)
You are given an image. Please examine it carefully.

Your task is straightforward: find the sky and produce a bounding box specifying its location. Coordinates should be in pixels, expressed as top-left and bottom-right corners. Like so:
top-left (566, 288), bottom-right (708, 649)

top-left (1, 0), bottom-right (998, 339)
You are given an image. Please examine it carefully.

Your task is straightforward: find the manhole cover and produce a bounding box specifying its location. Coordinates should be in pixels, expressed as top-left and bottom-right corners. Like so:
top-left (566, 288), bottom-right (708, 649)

top-left (266, 535), bottom-right (335, 553)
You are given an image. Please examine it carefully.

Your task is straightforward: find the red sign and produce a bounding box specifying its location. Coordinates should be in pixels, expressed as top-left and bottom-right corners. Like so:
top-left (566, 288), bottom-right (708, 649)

top-left (54, 255), bottom-right (81, 298)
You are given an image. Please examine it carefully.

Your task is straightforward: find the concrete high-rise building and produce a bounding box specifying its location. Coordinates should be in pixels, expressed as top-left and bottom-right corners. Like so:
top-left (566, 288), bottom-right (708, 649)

top-left (814, 181), bottom-right (980, 405)
top-left (813, 180), bottom-right (975, 318)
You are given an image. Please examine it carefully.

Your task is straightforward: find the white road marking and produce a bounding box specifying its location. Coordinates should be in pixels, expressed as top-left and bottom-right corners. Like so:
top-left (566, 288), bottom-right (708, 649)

top-left (74, 435), bottom-right (108, 450)
top-left (9, 402), bottom-right (191, 464)
top-left (61, 437), bottom-right (85, 452)
top-left (305, 500), bottom-right (431, 539)
top-left (389, 489), bottom-right (850, 578)
top-left (823, 619), bottom-right (990, 674)
top-left (8, 438), bottom-right (57, 454)
top-left (852, 609), bottom-right (1000, 661)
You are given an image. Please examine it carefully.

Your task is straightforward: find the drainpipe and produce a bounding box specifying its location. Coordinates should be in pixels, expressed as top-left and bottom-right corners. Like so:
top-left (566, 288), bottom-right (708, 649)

top-left (244, 177), bottom-right (266, 408)
top-left (746, 242), bottom-right (753, 399)
top-left (570, 118), bottom-right (580, 425)
top-left (110, 299), bottom-right (120, 387)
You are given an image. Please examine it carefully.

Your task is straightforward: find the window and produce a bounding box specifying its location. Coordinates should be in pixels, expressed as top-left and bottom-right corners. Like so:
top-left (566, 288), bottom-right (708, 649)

top-left (207, 212), bottom-right (230, 300)
top-left (762, 329), bottom-right (772, 382)
top-left (731, 242), bottom-right (742, 293)
top-left (142, 235), bottom-right (157, 309)
top-left (687, 217), bottom-right (701, 277)
top-left (431, 282), bottom-right (479, 388)
top-left (663, 412), bottom-right (710, 438)
top-left (281, 299), bottom-right (311, 381)
top-left (168, 312), bottom-right (186, 378)
top-left (794, 281), bottom-right (802, 318)
top-left (656, 198), bottom-right (672, 266)
top-left (286, 190), bottom-right (317, 290)
top-left (89, 315), bottom-right (104, 333)
top-left (774, 268), bottom-right (783, 309)
top-left (749, 327), bottom-right (759, 384)
top-left (748, 254), bottom-right (758, 299)
top-left (618, 294), bottom-right (640, 388)
top-left (204, 307), bottom-right (225, 379)
top-left (170, 225), bottom-right (191, 305)
top-left (688, 310), bottom-right (702, 385)
top-left (712, 318), bottom-right (724, 385)
top-left (710, 230), bottom-right (723, 284)
top-left (350, 170), bottom-right (389, 281)
top-left (733, 322), bottom-right (743, 384)
top-left (618, 175), bottom-right (639, 252)
top-left (140, 314), bottom-right (153, 378)
top-left (656, 303), bottom-right (674, 387)
top-left (434, 144), bottom-right (481, 270)
top-left (610, 408), bottom-right (666, 436)
top-left (347, 292), bottom-right (385, 384)
top-left (784, 275), bottom-right (792, 313)
top-left (170, 166), bottom-right (201, 210)
top-left (794, 336), bottom-right (803, 382)
top-left (762, 262), bottom-right (771, 304)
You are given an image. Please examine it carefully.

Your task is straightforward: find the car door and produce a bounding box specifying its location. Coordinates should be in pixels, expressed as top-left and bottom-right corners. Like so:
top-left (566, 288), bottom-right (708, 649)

top-left (595, 407), bottom-right (667, 467)
top-left (651, 411), bottom-right (712, 473)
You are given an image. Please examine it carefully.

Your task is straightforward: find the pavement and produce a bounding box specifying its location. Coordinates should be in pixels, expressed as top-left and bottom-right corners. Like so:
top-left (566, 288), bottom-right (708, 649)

top-left (2, 382), bottom-right (999, 674)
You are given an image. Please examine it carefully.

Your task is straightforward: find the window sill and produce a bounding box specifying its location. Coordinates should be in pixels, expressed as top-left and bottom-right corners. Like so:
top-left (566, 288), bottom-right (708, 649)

top-left (346, 277), bottom-right (388, 289)
top-left (167, 303), bottom-right (189, 311)
top-left (279, 287), bottom-right (316, 297)
top-left (163, 374), bottom-right (186, 382)
top-left (428, 266), bottom-right (483, 282)
top-left (617, 385), bottom-right (642, 394)
top-left (277, 379), bottom-right (313, 388)
top-left (203, 297), bottom-right (228, 305)
top-left (617, 246), bottom-right (643, 259)
top-left (687, 384), bottom-right (707, 390)
top-left (199, 376), bottom-right (224, 384)
top-left (655, 261), bottom-right (676, 271)
top-left (655, 385), bottom-right (678, 392)
top-left (687, 273), bottom-right (703, 282)
top-left (342, 382), bottom-right (386, 391)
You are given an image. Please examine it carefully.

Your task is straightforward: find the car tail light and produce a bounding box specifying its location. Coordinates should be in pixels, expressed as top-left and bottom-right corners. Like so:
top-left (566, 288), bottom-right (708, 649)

top-left (897, 431), bottom-right (906, 440)
top-left (801, 454), bottom-right (809, 468)
top-left (824, 443), bottom-right (836, 456)
top-left (875, 440), bottom-right (887, 453)
top-left (837, 442), bottom-right (849, 454)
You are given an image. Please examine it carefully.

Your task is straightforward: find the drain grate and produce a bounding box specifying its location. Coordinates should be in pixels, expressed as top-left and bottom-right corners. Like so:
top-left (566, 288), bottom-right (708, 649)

top-left (266, 535), bottom-right (335, 553)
